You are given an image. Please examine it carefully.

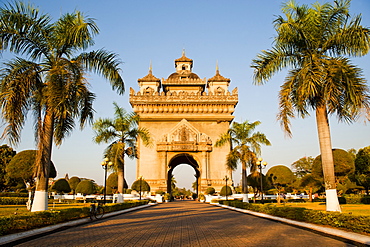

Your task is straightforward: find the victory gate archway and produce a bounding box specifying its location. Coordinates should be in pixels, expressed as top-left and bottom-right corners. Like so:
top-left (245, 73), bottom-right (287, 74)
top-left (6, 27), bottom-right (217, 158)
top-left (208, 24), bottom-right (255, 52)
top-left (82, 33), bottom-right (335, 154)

top-left (129, 52), bottom-right (238, 193)
top-left (167, 154), bottom-right (200, 196)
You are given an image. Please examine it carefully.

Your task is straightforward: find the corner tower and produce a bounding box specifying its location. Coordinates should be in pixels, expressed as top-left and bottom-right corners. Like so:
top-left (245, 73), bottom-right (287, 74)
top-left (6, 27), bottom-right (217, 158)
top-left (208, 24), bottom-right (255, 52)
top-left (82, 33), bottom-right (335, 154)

top-left (129, 52), bottom-right (238, 194)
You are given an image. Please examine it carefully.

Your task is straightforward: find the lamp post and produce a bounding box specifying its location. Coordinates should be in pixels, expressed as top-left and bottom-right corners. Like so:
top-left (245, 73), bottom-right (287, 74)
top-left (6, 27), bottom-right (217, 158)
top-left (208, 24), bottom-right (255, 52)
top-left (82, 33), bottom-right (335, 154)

top-left (101, 158), bottom-right (113, 204)
top-left (223, 175), bottom-right (229, 200)
top-left (256, 157), bottom-right (267, 204)
top-left (139, 176), bottom-right (143, 200)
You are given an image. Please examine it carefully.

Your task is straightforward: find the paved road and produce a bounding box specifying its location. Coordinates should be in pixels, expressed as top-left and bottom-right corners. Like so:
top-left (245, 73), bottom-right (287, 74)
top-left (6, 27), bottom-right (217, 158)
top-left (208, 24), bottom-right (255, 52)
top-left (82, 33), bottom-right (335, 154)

top-left (12, 201), bottom-right (355, 247)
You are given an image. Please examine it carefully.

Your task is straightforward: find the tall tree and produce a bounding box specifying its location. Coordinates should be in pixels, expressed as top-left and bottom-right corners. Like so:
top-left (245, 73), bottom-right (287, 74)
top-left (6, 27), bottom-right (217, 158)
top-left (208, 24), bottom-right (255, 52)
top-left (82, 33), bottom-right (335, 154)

top-left (312, 149), bottom-right (355, 195)
top-left (251, 0), bottom-right (370, 211)
top-left (215, 120), bottom-right (271, 199)
top-left (266, 165), bottom-right (295, 204)
top-left (354, 146), bottom-right (370, 195)
top-left (93, 102), bottom-right (151, 194)
top-left (0, 2), bottom-right (124, 211)
top-left (0, 144), bottom-right (16, 191)
top-left (291, 156), bottom-right (314, 178)
top-left (6, 150), bottom-right (56, 190)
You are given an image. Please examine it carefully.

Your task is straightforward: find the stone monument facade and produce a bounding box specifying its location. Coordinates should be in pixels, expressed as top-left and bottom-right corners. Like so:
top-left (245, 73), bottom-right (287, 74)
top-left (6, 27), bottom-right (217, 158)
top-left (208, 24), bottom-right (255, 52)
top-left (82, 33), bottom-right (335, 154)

top-left (129, 51), bottom-right (238, 194)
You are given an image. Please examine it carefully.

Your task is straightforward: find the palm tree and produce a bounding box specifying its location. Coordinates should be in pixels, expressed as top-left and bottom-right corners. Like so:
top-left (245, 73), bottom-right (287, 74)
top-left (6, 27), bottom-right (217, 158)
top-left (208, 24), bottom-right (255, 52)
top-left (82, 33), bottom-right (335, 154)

top-left (93, 102), bottom-right (151, 194)
top-left (0, 2), bottom-right (124, 211)
top-left (251, 0), bottom-right (370, 211)
top-left (215, 120), bottom-right (271, 200)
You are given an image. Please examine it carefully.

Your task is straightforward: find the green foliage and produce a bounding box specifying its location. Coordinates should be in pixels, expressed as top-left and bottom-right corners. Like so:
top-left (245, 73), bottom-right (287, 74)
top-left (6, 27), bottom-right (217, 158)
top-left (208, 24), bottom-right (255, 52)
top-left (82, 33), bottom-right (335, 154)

top-left (164, 193), bottom-right (170, 200)
top-left (312, 149), bottom-right (355, 178)
top-left (155, 190), bottom-right (165, 195)
top-left (205, 187), bottom-right (215, 195)
top-left (291, 156), bottom-right (314, 178)
top-left (93, 102), bottom-right (151, 194)
top-left (0, 145), bottom-right (16, 191)
top-left (51, 179), bottom-right (71, 194)
top-left (220, 185), bottom-right (232, 196)
top-left (266, 165), bottom-right (295, 186)
top-left (355, 146), bottom-right (370, 173)
top-left (6, 150), bottom-right (57, 191)
top-left (0, 197), bottom-right (28, 205)
top-left (354, 146), bottom-right (370, 194)
top-left (221, 201), bottom-right (370, 235)
top-left (198, 193), bottom-right (205, 200)
top-left (107, 173), bottom-right (118, 194)
top-left (215, 120), bottom-right (271, 194)
top-left (0, 192), bottom-right (28, 197)
top-left (247, 172), bottom-right (269, 194)
top-left (68, 177), bottom-right (81, 193)
top-left (343, 194), bottom-right (370, 204)
top-left (75, 180), bottom-right (95, 195)
top-left (0, 201), bottom-right (148, 236)
top-left (131, 179), bottom-right (150, 192)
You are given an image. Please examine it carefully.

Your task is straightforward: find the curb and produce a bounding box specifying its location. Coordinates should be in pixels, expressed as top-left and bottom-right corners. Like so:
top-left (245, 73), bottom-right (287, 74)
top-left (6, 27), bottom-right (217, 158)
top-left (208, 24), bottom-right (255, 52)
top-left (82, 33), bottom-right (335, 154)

top-left (0, 203), bottom-right (156, 246)
top-left (215, 204), bottom-right (370, 246)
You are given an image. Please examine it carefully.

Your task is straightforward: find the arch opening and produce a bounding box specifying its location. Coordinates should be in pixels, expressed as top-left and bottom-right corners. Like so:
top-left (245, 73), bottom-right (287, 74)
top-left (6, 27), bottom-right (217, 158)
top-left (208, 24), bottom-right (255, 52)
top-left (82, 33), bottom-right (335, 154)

top-left (167, 153), bottom-right (200, 198)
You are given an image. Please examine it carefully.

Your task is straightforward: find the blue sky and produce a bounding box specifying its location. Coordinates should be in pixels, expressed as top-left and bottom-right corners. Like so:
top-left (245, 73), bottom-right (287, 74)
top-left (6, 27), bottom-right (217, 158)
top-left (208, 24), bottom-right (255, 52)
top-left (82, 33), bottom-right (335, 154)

top-left (1, 0), bottom-right (369, 189)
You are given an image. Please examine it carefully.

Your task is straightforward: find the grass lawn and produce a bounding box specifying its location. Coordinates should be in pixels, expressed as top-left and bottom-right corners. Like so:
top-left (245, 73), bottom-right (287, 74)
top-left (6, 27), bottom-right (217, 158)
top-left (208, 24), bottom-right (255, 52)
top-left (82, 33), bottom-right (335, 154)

top-left (282, 202), bottom-right (370, 216)
top-left (0, 202), bottom-right (90, 217)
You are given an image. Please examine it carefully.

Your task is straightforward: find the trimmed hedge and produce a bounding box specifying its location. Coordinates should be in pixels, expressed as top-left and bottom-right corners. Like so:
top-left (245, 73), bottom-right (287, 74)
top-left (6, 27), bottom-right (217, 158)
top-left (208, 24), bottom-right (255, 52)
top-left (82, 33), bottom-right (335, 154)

top-left (0, 193), bottom-right (28, 198)
top-left (220, 200), bottom-right (370, 235)
top-left (0, 197), bottom-right (28, 205)
top-left (0, 200), bottom-right (149, 236)
top-left (343, 195), bottom-right (370, 204)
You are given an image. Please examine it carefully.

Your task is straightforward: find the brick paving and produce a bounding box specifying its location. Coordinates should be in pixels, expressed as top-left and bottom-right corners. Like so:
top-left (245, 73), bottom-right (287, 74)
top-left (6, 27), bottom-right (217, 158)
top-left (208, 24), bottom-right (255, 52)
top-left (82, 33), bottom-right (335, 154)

top-left (12, 201), bottom-right (355, 247)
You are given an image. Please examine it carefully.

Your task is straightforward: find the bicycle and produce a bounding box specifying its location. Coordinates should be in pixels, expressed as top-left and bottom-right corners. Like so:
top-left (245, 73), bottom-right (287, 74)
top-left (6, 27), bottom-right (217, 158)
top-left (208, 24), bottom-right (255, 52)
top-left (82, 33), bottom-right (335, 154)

top-left (89, 201), bottom-right (104, 220)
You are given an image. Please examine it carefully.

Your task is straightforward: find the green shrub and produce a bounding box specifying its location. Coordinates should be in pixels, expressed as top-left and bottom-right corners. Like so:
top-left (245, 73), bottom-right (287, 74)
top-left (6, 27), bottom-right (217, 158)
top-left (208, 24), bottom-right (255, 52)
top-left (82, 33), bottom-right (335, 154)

top-left (0, 192), bottom-right (28, 197)
top-left (343, 194), bottom-right (370, 204)
top-left (220, 186), bottom-right (232, 196)
top-left (0, 216), bottom-right (14, 235)
top-left (0, 197), bottom-right (28, 205)
top-left (155, 190), bottom-right (165, 195)
top-left (51, 178), bottom-right (71, 194)
top-left (131, 179), bottom-right (150, 192)
top-left (286, 199), bottom-right (306, 203)
top-left (205, 187), bottom-right (215, 195)
top-left (220, 201), bottom-right (370, 235)
top-left (75, 180), bottom-right (95, 194)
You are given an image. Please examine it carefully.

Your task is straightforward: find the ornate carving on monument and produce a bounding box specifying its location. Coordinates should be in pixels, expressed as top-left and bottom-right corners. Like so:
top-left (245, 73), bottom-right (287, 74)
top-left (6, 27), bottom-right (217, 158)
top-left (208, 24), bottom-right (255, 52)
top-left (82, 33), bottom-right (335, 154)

top-left (157, 119), bottom-right (212, 152)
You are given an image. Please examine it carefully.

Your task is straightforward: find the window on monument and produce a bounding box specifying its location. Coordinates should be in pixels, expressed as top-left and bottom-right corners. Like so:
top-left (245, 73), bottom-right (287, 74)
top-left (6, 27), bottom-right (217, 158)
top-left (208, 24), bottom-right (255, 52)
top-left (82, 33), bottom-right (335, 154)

top-left (182, 65), bottom-right (186, 70)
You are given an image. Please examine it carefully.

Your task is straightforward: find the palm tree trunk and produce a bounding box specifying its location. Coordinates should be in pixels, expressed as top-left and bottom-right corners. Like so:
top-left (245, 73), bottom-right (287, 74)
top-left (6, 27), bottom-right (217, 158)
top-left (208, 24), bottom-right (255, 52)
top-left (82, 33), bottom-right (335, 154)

top-left (117, 162), bottom-right (124, 194)
top-left (316, 106), bottom-right (341, 212)
top-left (241, 161), bottom-right (248, 194)
top-left (31, 109), bottom-right (54, 212)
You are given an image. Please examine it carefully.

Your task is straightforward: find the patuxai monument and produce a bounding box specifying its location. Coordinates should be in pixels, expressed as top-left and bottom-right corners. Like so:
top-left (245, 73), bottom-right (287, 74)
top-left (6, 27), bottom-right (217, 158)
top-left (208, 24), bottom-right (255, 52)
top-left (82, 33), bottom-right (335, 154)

top-left (129, 51), bottom-right (238, 194)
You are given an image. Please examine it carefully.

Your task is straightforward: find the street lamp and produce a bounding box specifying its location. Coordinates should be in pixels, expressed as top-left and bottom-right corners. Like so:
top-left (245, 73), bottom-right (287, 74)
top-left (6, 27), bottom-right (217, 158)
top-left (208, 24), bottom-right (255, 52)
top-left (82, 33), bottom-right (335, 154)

top-left (101, 158), bottom-right (113, 204)
top-left (223, 175), bottom-right (230, 201)
top-left (256, 157), bottom-right (267, 204)
top-left (139, 176), bottom-right (143, 200)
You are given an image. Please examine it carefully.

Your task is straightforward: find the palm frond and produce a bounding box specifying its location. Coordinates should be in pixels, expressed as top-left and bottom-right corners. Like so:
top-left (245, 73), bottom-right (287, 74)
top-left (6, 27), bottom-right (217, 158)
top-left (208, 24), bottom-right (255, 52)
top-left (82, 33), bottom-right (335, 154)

top-left (0, 58), bottom-right (41, 145)
top-left (78, 49), bottom-right (124, 95)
